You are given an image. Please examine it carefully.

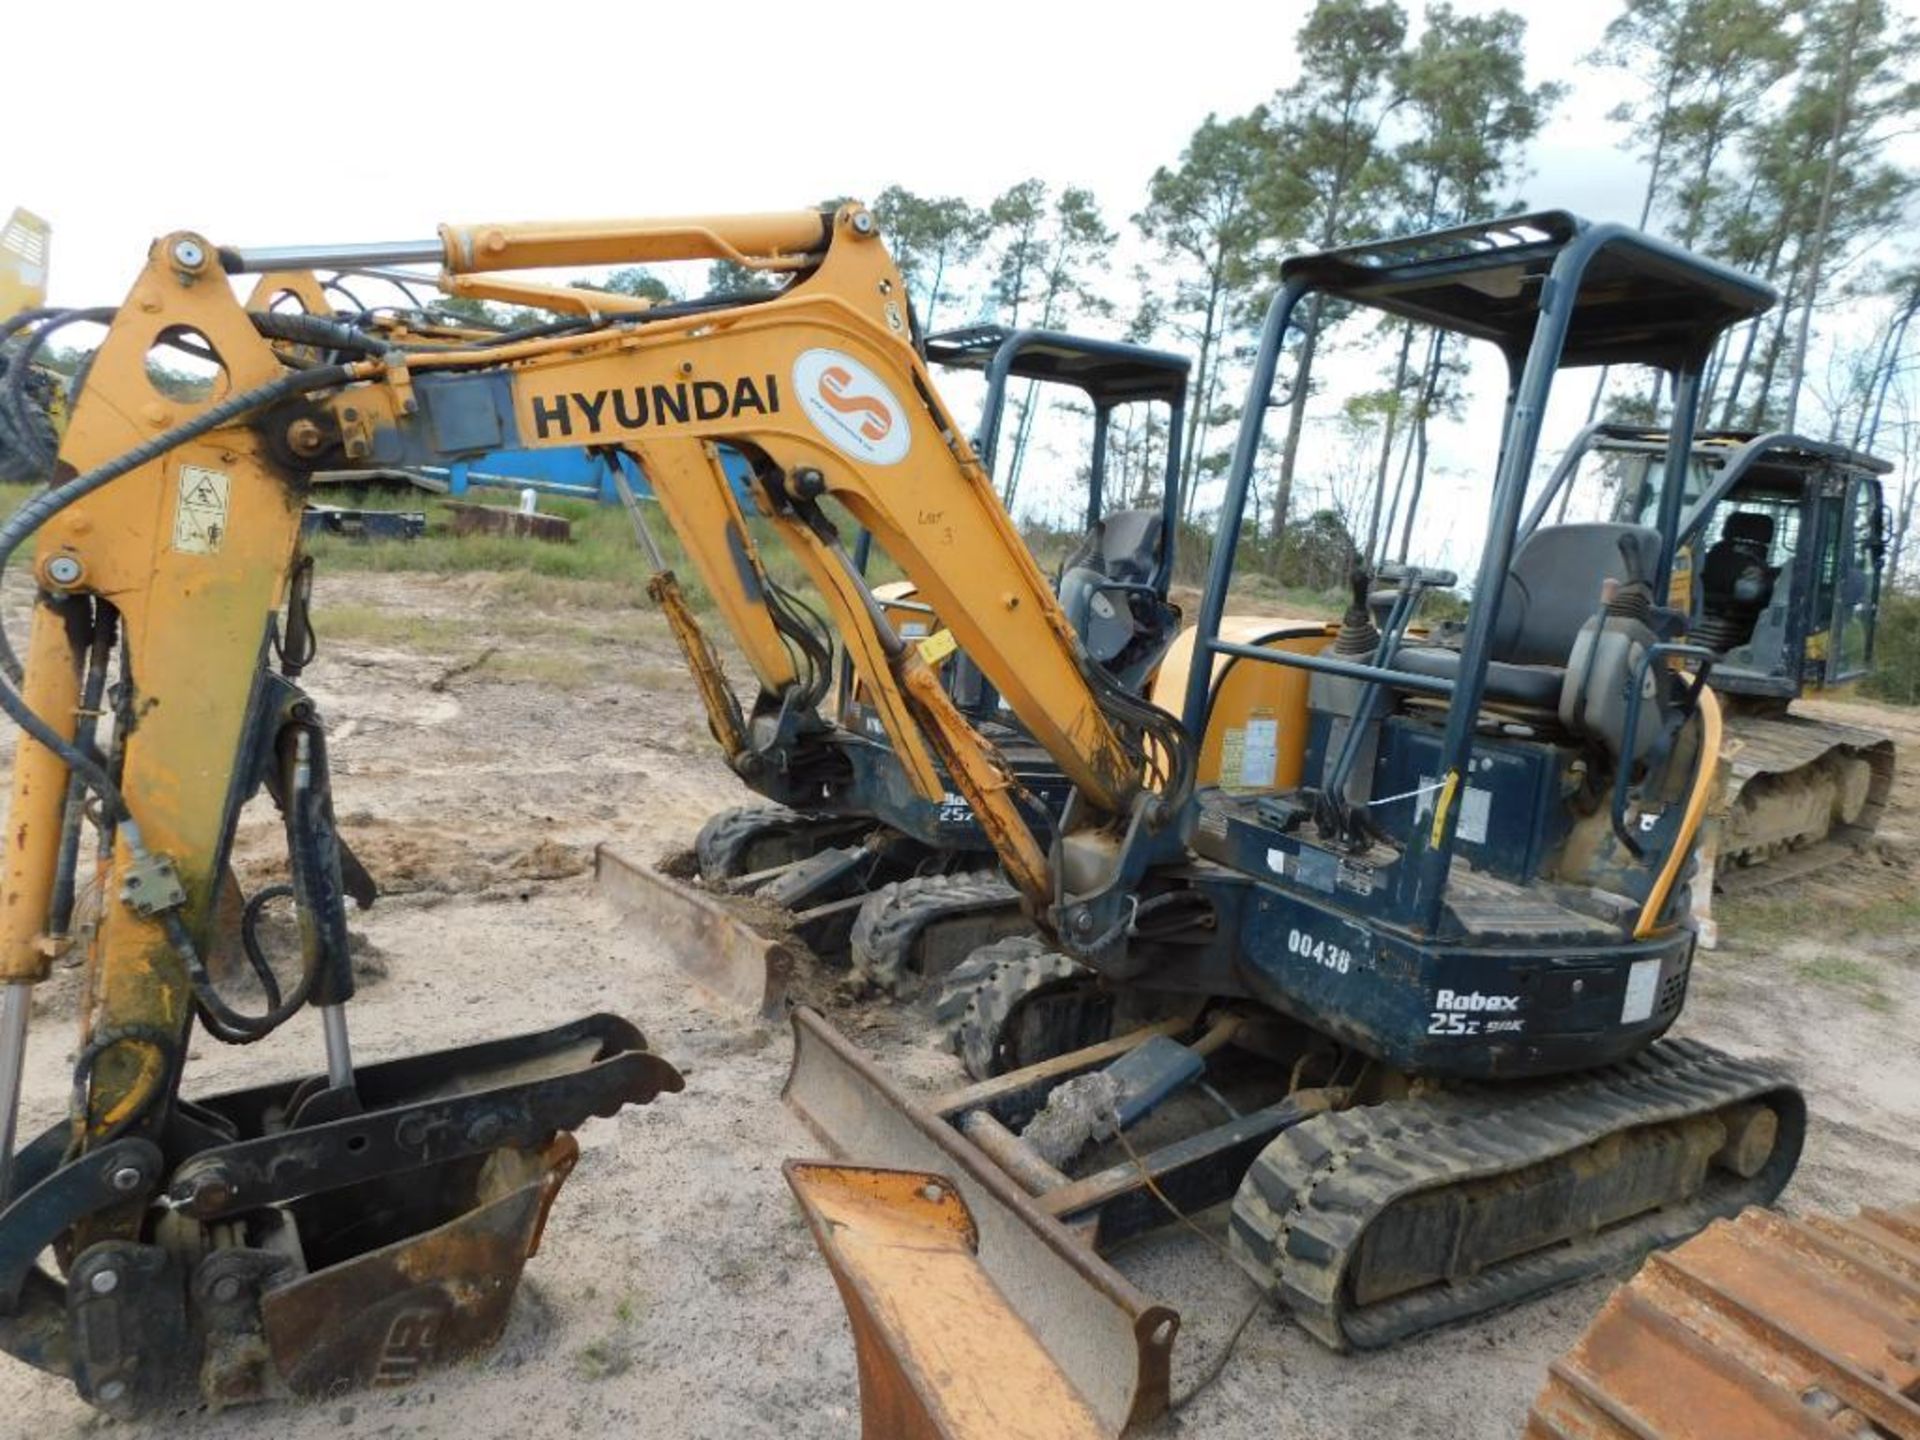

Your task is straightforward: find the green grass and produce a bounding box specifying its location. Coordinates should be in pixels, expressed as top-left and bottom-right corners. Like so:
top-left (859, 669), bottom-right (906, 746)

top-left (572, 1336), bottom-right (634, 1381)
top-left (1223, 571), bottom-right (1350, 618)
top-left (1722, 889), bottom-right (1920, 940)
top-left (1849, 893), bottom-right (1920, 933)
top-left (1791, 954), bottom-right (1896, 1012)
top-left (302, 485), bottom-right (926, 638)
top-left (1721, 887), bottom-right (1912, 1013)
top-left (471, 649), bottom-right (676, 690)
top-left (306, 603), bottom-right (471, 650)
top-left (1716, 892), bottom-right (1824, 937)
top-left (306, 488), bottom-right (674, 599)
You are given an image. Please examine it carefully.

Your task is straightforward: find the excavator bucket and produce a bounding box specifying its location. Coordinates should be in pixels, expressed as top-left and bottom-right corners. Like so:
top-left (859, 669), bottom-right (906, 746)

top-left (594, 843), bottom-right (792, 1020)
top-left (2, 1014), bottom-right (682, 1416)
top-left (783, 1007), bottom-right (1178, 1436)
top-left (1526, 1201), bottom-right (1920, 1439)
top-left (786, 1162), bottom-right (1108, 1440)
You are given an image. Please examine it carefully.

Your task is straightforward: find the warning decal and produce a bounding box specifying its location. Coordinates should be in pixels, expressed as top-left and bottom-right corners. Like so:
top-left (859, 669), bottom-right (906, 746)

top-left (173, 465), bottom-right (231, 554)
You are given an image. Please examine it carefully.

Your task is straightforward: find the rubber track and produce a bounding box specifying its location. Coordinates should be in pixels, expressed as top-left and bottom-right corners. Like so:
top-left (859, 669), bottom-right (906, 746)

top-left (694, 804), bottom-right (827, 881)
top-left (1229, 1037), bottom-right (1804, 1351)
top-left (932, 935), bottom-right (1086, 1080)
top-left (849, 870), bottom-right (1022, 993)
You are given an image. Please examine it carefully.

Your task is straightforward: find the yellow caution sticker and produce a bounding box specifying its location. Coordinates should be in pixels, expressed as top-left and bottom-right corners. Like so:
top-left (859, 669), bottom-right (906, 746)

top-left (918, 628), bottom-right (958, 667)
top-left (173, 465), bottom-right (230, 554)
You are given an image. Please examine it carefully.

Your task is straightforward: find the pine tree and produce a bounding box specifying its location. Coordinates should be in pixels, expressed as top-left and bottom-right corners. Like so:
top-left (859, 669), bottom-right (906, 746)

top-left (1254, 0), bottom-right (1408, 557)
top-left (1134, 109), bottom-right (1271, 523)
top-left (871, 186), bottom-right (988, 332)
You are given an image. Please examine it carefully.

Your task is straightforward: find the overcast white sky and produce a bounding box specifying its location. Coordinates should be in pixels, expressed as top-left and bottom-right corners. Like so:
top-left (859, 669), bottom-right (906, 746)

top-left (11, 0), bottom-right (1913, 572)
top-left (14, 2), bottom-right (1645, 299)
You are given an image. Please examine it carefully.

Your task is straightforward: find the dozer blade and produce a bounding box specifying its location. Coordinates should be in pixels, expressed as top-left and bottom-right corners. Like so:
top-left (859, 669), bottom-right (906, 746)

top-left (1526, 1201), bottom-right (1920, 1439)
top-left (783, 1007), bottom-right (1176, 1436)
top-left (786, 1162), bottom-right (1107, 1440)
top-left (595, 842), bottom-right (793, 1020)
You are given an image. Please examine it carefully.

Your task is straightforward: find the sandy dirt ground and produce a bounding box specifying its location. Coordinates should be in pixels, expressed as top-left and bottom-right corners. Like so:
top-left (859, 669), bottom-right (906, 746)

top-left (3, 570), bottom-right (1918, 1439)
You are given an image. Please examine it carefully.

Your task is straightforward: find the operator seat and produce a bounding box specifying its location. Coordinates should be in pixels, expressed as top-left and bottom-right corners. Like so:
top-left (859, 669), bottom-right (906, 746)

top-left (1056, 510), bottom-right (1182, 691)
top-left (1393, 523), bottom-right (1663, 710)
top-left (1692, 510), bottom-right (1776, 653)
top-left (950, 509), bottom-right (1179, 716)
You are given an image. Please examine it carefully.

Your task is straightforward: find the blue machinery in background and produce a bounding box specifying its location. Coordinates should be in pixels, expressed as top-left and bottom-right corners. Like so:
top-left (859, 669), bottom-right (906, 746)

top-left (374, 444), bottom-right (755, 505)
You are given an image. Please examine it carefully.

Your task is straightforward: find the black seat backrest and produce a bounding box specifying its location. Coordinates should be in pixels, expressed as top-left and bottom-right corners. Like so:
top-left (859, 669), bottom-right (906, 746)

top-left (1057, 509), bottom-right (1165, 588)
top-left (1698, 510), bottom-right (1777, 635)
top-left (1719, 509), bottom-right (1775, 556)
top-left (953, 510), bottom-right (1173, 715)
top-left (1491, 523), bottom-right (1661, 667)
top-left (1093, 509), bottom-right (1164, 585)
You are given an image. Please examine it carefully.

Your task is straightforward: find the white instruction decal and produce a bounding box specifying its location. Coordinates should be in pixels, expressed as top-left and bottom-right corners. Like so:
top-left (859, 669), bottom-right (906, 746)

top-left (1240, 715), bottom-right (1278, 789)
top-left (1621, 959), bottom-right (1660, 1024)
top-left (792, 348), bottom-right (911, 466)
top-left (1416, 774), bottom-right (1492, 845)
top-left (1458, 784), bottom-right (1491, 844)
top-left (173, 466), bottom-right (231, 554)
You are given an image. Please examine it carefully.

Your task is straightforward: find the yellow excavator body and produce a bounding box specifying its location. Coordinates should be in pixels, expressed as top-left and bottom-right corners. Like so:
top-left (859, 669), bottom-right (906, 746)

top-left (0, 208), bottom-right (50, 318)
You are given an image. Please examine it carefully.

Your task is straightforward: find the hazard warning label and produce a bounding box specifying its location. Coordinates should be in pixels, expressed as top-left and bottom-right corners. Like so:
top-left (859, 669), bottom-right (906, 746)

top-left (173, 466), bottom-right (230, 554)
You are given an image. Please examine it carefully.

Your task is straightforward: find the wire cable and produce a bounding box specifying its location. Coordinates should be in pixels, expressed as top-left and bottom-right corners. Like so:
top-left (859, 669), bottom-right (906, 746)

top-left (1104, 1104), bottom-right (1268, 1412)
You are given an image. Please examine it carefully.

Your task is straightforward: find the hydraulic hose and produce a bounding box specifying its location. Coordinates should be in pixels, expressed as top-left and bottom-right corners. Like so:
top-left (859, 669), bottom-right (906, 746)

top-left (2, 309), bottom-right (118, 468)
top-left (191, 716), bottom-right (351, 1044)
top-left (0, 362), bottom-right (358, 1070)
top-left (248, 309), bottom-right (394, 358)
top-left (0, 361), bottom-right (357, 690)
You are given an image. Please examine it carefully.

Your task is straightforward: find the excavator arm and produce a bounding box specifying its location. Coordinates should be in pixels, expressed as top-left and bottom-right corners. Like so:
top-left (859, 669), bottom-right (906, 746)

top-left (227, 206), bottom-right (1162, 899)
top-left (0, 233), bottom-right (686, 1417)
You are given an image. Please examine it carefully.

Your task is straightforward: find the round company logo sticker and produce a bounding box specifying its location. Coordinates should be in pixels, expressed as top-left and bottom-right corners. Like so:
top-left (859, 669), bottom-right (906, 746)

top-left (792, 348), bottom-right (911, 466)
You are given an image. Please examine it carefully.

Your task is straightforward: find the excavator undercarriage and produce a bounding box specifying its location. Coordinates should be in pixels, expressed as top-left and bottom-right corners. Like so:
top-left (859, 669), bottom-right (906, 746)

top-left (1714, 703), bottom-right (1896, 888)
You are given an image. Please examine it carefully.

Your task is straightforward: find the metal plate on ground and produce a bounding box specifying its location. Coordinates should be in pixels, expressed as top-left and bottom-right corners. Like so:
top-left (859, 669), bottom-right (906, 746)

top-left (782, 1007), bottom-right (1175, 1436)
top-left (595, 844), bottom-right (792, 1020)
top-left (1526, 1201), bottom-right (1920, 1438)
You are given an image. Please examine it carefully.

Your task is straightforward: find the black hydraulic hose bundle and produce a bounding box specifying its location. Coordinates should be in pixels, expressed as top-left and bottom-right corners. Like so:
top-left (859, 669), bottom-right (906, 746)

top-left (246, 309), bottom-right (394, 358)
top-left (0, 307), bottom-right (115, 475)
top-left (766, 578), bottom-right (836, 709)
top-left (1090, 659), bottom-right (1194, 812)
top-left (196, 721), bottom-right (348, 1044)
